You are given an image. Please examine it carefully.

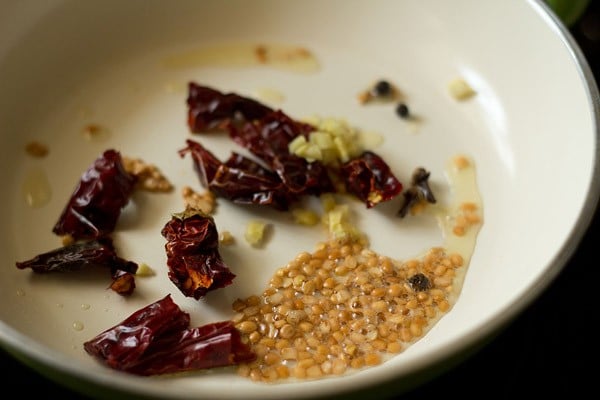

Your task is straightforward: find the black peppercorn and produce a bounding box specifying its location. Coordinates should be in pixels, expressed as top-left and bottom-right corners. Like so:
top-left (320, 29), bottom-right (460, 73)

top-left (395, 103), bottom-right (410, 118)
top-left (407, 273), bottom-right (431, 291)
top-left (371, 80), bottom-right (392, 98)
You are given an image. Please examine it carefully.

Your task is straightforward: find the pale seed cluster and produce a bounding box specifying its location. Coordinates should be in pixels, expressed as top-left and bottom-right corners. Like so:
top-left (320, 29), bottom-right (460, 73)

top-left (452, 202), bottom-right (481, 236)
top-left (122, 156), bottom-right (173, 193)
top-left (232, 235), bottom-right (463, 383)
top-left (181, 185), bottom-right (216, 214)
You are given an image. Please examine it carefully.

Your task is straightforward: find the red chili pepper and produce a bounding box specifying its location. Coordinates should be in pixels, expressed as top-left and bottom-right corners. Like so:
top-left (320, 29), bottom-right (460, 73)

top-left (161, 209), bottom-right (236, 299)
top-left (185, 83), bottom-right (404, 209)
top-left (84, 294), bottom-right (255, 375)
top-left (179, 139), bottom-right (296, 210)
top-left (187, 82), bottom-right (273, 132)
top-left (15, 236), bottom-right (139, 296)
top-left (340, 151), bottom-right (403, 208)
top-left (52, 149), bottom-right (137, 240)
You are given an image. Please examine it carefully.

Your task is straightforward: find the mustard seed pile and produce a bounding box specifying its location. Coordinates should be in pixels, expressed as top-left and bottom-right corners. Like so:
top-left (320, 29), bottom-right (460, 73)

top-left (232, 234), bottom-right (465, 382)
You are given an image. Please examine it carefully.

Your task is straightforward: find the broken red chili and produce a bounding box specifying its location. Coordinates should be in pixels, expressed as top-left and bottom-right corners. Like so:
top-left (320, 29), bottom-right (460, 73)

top-left (179, 140), bottom-right (296, 210)
top-left (161, 208), bottom-right (236, 299)
top-left (229, 110), bottom-right (335, 197)
top-left (339, 151), bottom-right (403, 208)
top-left (187, 82), bottom-right (273, 132)
top-left (109, 269), bottom-right (136, 296)
top-left (84, 294), bottom-right (255, 375)
top-left (227, 109), bottom-right (314, 165)
top-left (15, 236), bottom-right (138, 296)
top-left (52, 149), bottom-right (137, 240)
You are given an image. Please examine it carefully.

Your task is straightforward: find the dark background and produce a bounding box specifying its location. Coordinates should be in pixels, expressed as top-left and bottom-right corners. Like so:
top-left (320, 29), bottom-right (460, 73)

top-left (2, 2), bottom-right (599, 399)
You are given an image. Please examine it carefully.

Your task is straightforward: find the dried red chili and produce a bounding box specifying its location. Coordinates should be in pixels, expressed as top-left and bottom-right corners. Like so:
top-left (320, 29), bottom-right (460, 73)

top-left (228, 109), bottom-right (314, 165)
top-left (125, 319), bottom-right (256, 376)
top-left (52, 149), bottom-right (137, 240)
top-left (15, 236), bottom-right (138, 296)
top-left (84, 294), bottom-right (254, 375)
top-left (187, 82), bottom-right (273, 132)
top-left (184, 85), bottom-right (335, 205)
top-left (84, 294), bottom-right (189, 371)
top-left (179, 139), bottom-right (296, 210)
top-left (339, 151), bottom-right (403, 208)
top-left (185, 83), bottom-right (404, 209)
top-left (229, 110), bottom-right (334, 197)
top-left (109, 269), bottom-right (136, 296)
top-left (161, 208), bottom-right (236, 299)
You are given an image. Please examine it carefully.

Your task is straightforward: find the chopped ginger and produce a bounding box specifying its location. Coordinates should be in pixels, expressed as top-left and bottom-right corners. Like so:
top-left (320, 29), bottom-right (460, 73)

top-left (245, 221), bottom-right (268, 246)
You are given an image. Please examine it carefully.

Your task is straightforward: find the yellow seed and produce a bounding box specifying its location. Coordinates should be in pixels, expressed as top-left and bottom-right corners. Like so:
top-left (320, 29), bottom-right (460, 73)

top-left (350, 357), bottom-right (365, 369)
top-left (246, 295), bottom-right (261, 306)
top-left (388, 284), bottom-right (402, 297)
top-left (237, 364), bottom-right (251, 377)
top-left (466, 213), bottom-right (481, 224)
top-left (276, 365), bottom-right (290, 379)
top-left (438, 299), bottom-right (450, 312)
top-left (417, 292), bottom-right (429, 302)
top-left (237, 321), bottom-right (258, 333)
top-left (317, 344), bottom-right (329, 355)
top-left (365, 353), bottom-right (381, 366)
top-left (260, 337), bottom-right (276, 347)
top-left (279, 324), bottom-right (296, 338)
top-left (450, 253), bottom-right (464, 267)
top-left (410, 321), bottom-right (423, 337)
top-left (387, 342), bottom-right (403, 353)
top-left (298, 358), bottom-right (315, 369)
top-left (263, 367), bottom-right (278, 382)
top-left (452, 154), bottom-right (471, 168)
top-left (281, 347), bottom-right (297, 360)
top-left (400, 328), bottom-right (412, 342)
top-left (453, 225), bottom-right (466, 236)
top-left (232, 299), bottom-right (246, 312)
top-left (293, 366), bottom-right (307, 379)
top-left (248, 331), bottom-right (261, 343)
top-left (249, 369), bottom-right (262, 381)
top-left (306, 365), bottom-right (323, 378)
top-left (264, 352), bottom-right (281, 365)
top-left (371, 300), bottom-right (388, 312)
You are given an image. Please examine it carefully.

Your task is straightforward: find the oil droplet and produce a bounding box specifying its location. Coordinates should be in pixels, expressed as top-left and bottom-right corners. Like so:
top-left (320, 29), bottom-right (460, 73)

top-left (81, 303), bottom-right (91, 310)
top-left (163, 43), bottom-right (320, 74)
top-left (16, 289), bottom-right (25, 296)
top-left (72, 321), bottom-right (84, 331)
top-left (21, 167), bottom-right (52, 208)
top-left (81, 123), bottom-right (110, 142)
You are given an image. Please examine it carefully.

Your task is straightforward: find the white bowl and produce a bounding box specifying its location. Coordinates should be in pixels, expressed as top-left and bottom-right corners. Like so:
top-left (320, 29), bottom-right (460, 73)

top-left (1, 0), bottom-right (598, 399)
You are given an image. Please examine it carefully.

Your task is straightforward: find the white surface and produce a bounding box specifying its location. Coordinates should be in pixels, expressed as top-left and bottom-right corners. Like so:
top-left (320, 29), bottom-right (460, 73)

top-left (0, 0), bottom-right (598, 399)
